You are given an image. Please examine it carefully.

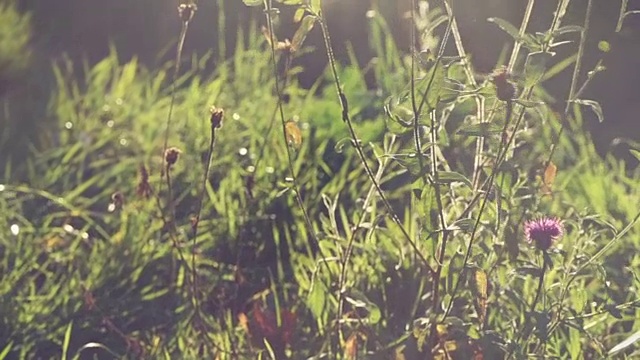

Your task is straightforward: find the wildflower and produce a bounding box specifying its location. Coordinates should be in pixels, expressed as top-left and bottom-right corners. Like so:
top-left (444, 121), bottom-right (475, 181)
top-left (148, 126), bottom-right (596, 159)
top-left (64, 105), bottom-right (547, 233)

top-left (164, 147), bottom-right (182, 167)
top-left (524, 216), bottom-right (564, 251)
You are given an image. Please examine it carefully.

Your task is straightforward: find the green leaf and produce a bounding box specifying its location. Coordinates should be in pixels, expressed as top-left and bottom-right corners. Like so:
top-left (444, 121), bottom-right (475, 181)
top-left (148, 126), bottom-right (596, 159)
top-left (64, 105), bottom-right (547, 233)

top-left (457, 123), bottom-right (503, 137)
top-left (449, 218), bottom-right (476, 232)
top-left (609, 329), bottom-right (640, 356)
top-left (415, 184), bottom-right (439, 239)
top-left (416, 62), bottom-right (446, 110)
top-left (293, 7), bottom-right (305, 22)
top-left (436, 171), bottom-right (472, 188)
top-left (344, 289), bottom-right (381, 324)
top-left (242, 0), bottom-right (263, 6)
top-left (552, 25), bottom-right (583, 36)
top-left (0, 342), bottom-right (13, 360)
top-left (384, 93), bottom-right (414, 135)
top-left (291, 15), bottom-right (316, 52)
top-left (310, 0), bottom-right (322, 15)
top-left (487, 17), bottom-right (537, 49)
top-left (524, 51), bottom-right (554, 87)
top-left (630, 149), bottom-right (640, 162)
top-left (573, 99), bottom-right (604, 122)
top-left (62, 322), bottom-right (73, 360)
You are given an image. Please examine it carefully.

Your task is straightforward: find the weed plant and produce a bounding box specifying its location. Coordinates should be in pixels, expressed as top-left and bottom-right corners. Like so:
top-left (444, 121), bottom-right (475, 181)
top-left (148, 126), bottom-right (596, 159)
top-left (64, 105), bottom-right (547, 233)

top-left (1, 0), bottom-right (640, 359)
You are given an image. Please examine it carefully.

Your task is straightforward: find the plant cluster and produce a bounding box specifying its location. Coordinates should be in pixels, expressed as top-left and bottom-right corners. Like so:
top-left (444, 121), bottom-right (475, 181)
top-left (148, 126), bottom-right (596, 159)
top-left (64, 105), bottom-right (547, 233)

top-left (1, 0), bottom-right (639, 359)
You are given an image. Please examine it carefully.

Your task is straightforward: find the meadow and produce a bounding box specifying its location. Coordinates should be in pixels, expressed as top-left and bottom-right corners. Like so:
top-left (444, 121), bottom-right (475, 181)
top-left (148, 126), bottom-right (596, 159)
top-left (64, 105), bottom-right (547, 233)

top-left (1, 0), bottom-right (640, 358)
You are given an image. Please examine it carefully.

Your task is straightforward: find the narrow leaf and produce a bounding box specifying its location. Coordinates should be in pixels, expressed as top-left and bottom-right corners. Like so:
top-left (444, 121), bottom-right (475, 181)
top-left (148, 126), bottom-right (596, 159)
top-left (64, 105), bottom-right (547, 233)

top-left (609, 329), bottom-right (640, 356)
top-left (436, 171), bottom-right (472, 188)
top-left (457, 123), bottom-right (503, 137)
top-left (291, 15), bottom-right (316, 52)
top-left (242, 0), bottom-right (262, 6)
top-left (574, 99), bottom-right (604, 122)
top-left (488, 17), bottom-right (537, 49)
top-left (62, 321), bottom-right (73, 360)
top-left (0, 342), bottom-right (13, 360)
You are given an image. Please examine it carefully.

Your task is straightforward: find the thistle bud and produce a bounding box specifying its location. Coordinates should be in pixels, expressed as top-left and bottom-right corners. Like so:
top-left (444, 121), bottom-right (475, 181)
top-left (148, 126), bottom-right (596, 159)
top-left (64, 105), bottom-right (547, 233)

top-left (491, 67), bottom-right (516, 102)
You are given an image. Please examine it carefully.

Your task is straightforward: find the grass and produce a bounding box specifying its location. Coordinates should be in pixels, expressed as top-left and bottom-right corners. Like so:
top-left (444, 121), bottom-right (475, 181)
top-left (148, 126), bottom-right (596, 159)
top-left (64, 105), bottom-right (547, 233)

top-left (1, 0), bottom-right (640, 358)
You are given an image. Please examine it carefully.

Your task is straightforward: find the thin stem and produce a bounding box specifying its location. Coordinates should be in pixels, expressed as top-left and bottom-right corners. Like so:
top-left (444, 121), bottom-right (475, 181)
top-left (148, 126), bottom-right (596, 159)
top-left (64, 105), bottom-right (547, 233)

top-left (189, 121), bottom-right (218, 319)
top-left (531, 251), bottom-right (548, 312)
top-left (317, 7), bottom-right (435, 276)
top-left (162, 11), bottom-right (192, 181)
top-left (263, 0), bottom-right (335, 279)
top-left (545, 0), bottom-right (592, 168)
top-left (507, 0), bottom-right (536, 73)
top-left (616, 0), bottom-right (629, 32)
top-left (443, 0), bottom-right (574, 321)
top-left (443, 87), bottom-right (533, 320)
top-left (337, 136), bottom-right (396, 346)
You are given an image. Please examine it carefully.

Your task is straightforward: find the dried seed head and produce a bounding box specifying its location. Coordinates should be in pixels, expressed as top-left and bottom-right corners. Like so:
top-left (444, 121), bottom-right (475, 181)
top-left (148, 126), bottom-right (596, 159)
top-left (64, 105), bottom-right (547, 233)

top-left (178, 3), bottom-right (197, 23)
top-left (110, 191), bottom-right (125, 211)
top-left (209, 106), bottom-right (224, 129)
top-left (165, 147), bottom-right (182, 166)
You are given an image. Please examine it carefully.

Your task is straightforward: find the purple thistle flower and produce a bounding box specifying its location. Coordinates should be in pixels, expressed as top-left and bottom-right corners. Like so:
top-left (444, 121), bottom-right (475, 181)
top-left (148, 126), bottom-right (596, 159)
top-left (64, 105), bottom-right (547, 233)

top-left (524, 217), bottom-right (564, 251)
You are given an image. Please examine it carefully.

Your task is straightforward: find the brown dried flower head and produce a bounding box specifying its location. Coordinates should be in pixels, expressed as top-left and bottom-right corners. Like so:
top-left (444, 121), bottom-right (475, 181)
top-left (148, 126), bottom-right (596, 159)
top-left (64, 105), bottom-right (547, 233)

top-left (209, 106), bottom-right (224, 129)
top-left (178, 3), bottom-right (197, 23)
top-left (164, 147), bottom-right (182, 167)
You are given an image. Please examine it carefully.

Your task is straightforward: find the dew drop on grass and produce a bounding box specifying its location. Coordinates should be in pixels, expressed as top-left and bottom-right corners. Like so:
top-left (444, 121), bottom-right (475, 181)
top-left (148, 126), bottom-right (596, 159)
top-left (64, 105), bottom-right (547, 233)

top-left (247, 166), bottom-right (255, 173)
top-left (266, 167), bottom-right (275, 174)
top-left (238, 148), bottom-right (248, 156)
top-left (10, 224), bottom-right (19, 236)
top-left (107, 120), bottom-right (114, 128)
top-left (115, 98), bottom-right (123, 106)
top-left (65, 122), bottom-right (73, 129)
top-left (0, 184), bottom-right (5, 191)
top-left (232, 113), bottom-right (241, 121)
top-left (119, 138), bottom-right (128, 146)
top-left (63, 224), bottom-right (74, 233)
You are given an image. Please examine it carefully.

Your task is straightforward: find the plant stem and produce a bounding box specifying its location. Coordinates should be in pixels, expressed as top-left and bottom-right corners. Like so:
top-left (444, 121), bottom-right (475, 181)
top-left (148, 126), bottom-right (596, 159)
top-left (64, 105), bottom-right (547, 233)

top-left (263, 0), bottom-right (336, 280)
top-left (545, 0), bottom-right (592, 168)
top-left (317, 6), bottom-right (435, 276)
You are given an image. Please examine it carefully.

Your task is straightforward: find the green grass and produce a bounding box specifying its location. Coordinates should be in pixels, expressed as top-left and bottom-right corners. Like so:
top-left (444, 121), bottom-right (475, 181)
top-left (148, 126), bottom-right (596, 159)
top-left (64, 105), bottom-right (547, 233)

top-left (1, 0), bottom-right (640, 359)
